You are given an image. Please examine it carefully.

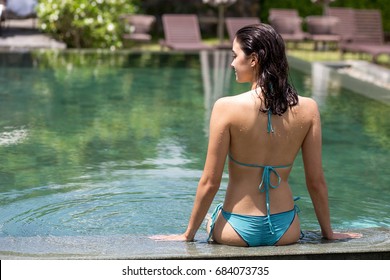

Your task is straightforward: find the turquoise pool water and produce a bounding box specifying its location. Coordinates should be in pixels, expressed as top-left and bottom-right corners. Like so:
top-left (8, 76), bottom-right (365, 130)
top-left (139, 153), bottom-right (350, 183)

top-left (0, 51), bottom-right (389, 240)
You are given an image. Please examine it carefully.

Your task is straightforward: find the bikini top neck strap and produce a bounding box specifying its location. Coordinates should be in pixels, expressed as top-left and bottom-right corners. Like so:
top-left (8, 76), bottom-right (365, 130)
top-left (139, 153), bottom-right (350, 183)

top-left (267, 109), bottom-right (274, 133)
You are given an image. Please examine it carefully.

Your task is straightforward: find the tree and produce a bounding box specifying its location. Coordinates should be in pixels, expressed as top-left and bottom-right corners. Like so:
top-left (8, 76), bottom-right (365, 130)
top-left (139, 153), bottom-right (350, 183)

top-left (37, 0), bottom-right (139, 49)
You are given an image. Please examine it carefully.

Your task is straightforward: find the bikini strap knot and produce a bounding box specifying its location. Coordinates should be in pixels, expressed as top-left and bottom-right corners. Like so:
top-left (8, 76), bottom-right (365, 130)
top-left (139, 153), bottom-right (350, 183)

top-left (259, 166), bottom-right (281, 192)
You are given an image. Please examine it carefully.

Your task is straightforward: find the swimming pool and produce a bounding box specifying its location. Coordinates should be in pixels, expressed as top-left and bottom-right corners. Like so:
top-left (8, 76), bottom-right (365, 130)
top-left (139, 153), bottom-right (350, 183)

top-left (0, 51), bottom-right (389, 241)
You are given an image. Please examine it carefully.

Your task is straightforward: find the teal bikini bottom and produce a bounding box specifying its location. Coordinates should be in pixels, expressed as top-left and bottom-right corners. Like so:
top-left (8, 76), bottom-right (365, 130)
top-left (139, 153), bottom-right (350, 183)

top-left (208, 203), bottom-right (299, 246)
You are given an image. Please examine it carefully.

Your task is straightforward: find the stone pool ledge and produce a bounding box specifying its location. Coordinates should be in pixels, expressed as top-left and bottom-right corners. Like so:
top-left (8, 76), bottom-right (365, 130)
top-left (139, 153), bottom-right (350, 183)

top-left (0, 228), bottom-right (388, 260)
top-left (288, 56), bottom-right (390, 105)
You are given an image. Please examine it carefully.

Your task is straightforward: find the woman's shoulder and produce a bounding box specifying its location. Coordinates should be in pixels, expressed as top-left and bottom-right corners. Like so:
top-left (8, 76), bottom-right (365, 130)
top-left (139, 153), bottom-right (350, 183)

top-left (297, 96), bottom-right (319, 112)
top-left (215, 90), bottom-right (254, 107)
top-left (298, 95), bottom-right (317, 105)
top-left (211, 92), bottom-right (254, 122)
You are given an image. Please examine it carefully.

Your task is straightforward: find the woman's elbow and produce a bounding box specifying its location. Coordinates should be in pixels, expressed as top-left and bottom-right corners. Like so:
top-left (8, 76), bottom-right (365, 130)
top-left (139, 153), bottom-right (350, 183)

top-left (198, 176), bottom-right (221, 193)
top-left (305, 176), bottom-right (327, 192)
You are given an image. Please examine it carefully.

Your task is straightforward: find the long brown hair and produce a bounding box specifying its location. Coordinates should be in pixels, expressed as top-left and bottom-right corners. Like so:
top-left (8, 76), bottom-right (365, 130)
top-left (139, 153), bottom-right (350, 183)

top-left (235, 23), bottom-right (298, 115)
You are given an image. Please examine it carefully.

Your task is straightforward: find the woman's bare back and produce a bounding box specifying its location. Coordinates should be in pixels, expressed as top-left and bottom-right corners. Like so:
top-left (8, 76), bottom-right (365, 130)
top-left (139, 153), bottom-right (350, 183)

top-left (219, 91), bottom-right (318, 215)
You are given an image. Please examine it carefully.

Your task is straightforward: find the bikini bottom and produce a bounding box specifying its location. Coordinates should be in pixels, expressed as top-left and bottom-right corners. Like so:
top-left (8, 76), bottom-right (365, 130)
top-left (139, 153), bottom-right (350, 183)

top-left (208, 203), bottom-right (299, 246)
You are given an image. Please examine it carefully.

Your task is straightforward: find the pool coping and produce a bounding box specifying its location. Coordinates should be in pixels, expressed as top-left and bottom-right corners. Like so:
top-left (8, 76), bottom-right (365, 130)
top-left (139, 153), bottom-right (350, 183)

top-left (288, 56), bottom-right (390, 105)
top-left (0, 228), bottom-right (389, 260)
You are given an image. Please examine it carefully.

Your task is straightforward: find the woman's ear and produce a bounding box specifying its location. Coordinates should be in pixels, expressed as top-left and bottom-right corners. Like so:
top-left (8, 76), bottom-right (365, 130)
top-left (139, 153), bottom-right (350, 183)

top-left (250, 53), bottom-right (258, 67)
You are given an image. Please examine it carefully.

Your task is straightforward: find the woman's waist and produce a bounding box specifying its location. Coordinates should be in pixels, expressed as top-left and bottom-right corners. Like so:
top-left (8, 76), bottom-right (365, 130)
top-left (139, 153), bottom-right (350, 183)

top-left (223, 191), bottom-right (296, 216)
top-left (228, 173), bottom-right (291, 189)
top-left (223, 197), bottom-right (295, 216)
top-left (226, 180), bottom-right (292, 197)
top-left (221, 204), bottom-right (298, 219)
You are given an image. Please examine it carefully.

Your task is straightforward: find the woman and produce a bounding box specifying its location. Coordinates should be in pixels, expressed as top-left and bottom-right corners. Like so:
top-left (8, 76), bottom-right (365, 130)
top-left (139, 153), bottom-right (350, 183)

top-left (153, 24), bottom-right (361, 246)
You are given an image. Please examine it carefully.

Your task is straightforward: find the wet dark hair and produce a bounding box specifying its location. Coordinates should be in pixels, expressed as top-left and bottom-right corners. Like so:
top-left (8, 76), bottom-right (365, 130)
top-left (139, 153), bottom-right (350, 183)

top-left (235, 23), bottom-right (298, 115)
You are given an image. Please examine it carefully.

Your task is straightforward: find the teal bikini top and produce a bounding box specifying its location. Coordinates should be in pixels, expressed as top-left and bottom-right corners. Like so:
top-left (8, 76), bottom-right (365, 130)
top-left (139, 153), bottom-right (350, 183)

top-left (228, 109), bottom-right (292, 234)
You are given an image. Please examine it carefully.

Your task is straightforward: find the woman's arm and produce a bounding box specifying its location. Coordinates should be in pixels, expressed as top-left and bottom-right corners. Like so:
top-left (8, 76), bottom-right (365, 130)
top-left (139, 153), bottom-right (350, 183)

top-left (302, 100), bottom-right (333, 238)
top-left (301, 100), bottom-right (362, 240)
top-left (152, 98), bottom-right (231, 241)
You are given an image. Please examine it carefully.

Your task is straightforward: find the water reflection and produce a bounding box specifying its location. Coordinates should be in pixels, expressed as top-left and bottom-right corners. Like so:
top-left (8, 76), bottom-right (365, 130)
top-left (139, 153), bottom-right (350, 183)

top-left (311, 62), bottom-right (337, 107)
top-left (200, 50), bottom-right (233, 133)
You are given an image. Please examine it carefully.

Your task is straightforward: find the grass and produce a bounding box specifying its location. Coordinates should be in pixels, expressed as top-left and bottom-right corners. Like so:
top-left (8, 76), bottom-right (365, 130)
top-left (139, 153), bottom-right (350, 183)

top-left (285, 41), bottom-right (390, 66)
top-left (129, 38), bottom-right (390, 68)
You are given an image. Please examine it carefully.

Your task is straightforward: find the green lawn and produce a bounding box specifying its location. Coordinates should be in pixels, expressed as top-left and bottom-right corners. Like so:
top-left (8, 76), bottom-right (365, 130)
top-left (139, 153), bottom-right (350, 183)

top-left (285, 41), bottom-right (390, 66)
top-left (125, 38), bottom-right (390, 67)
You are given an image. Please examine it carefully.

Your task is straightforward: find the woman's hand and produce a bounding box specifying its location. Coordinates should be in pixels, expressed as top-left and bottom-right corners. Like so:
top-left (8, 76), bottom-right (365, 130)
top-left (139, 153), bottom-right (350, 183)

top-left (149, 234), bottom-right (193, 242)
top-left (324, 232), bottom-right (363, 240)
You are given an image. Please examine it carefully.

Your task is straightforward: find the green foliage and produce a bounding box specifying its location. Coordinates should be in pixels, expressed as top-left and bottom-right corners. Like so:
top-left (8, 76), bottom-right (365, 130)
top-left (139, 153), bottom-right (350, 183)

top-left (36, 0), bottom-right (140, 49)
top-left (35, 0), bottom-right (390, 48)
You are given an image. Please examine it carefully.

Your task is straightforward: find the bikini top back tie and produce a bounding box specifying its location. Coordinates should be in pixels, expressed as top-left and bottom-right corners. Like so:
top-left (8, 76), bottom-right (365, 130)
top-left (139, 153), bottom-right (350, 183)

top-left (228, 154), bottom-right (291, 234)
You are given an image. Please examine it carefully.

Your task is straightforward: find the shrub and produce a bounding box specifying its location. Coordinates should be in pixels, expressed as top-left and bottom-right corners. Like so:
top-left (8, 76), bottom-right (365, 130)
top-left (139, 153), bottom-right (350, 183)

top-left (37, 0), bottom-right (140, 49)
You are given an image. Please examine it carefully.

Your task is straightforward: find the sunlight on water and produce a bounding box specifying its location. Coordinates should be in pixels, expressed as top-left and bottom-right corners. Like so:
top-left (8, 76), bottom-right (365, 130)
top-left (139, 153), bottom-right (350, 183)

top-left (0, 127), bottom-right (29, 146)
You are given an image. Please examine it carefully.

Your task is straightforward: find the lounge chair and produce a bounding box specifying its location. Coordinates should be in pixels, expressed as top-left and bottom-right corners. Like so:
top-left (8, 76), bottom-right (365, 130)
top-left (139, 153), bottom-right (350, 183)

top-left (121, 14), bottom-right (156, 43)
top-left (269, 8), bottom-right (299, 19)
top-left (225, 17), bottom-right (261, 43)
top-left (329, 8), bottom-right (390, 63)
top-left (325, 7), bottom-right (355, 43)
top-left (160, 14), bottom-right (214, 51)
top-left (305, 16), bottom-right (340, 50)
top-left (349, 9), bottom-right (390, 62)
top-left (268, 9), bottom-right (308, 46)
